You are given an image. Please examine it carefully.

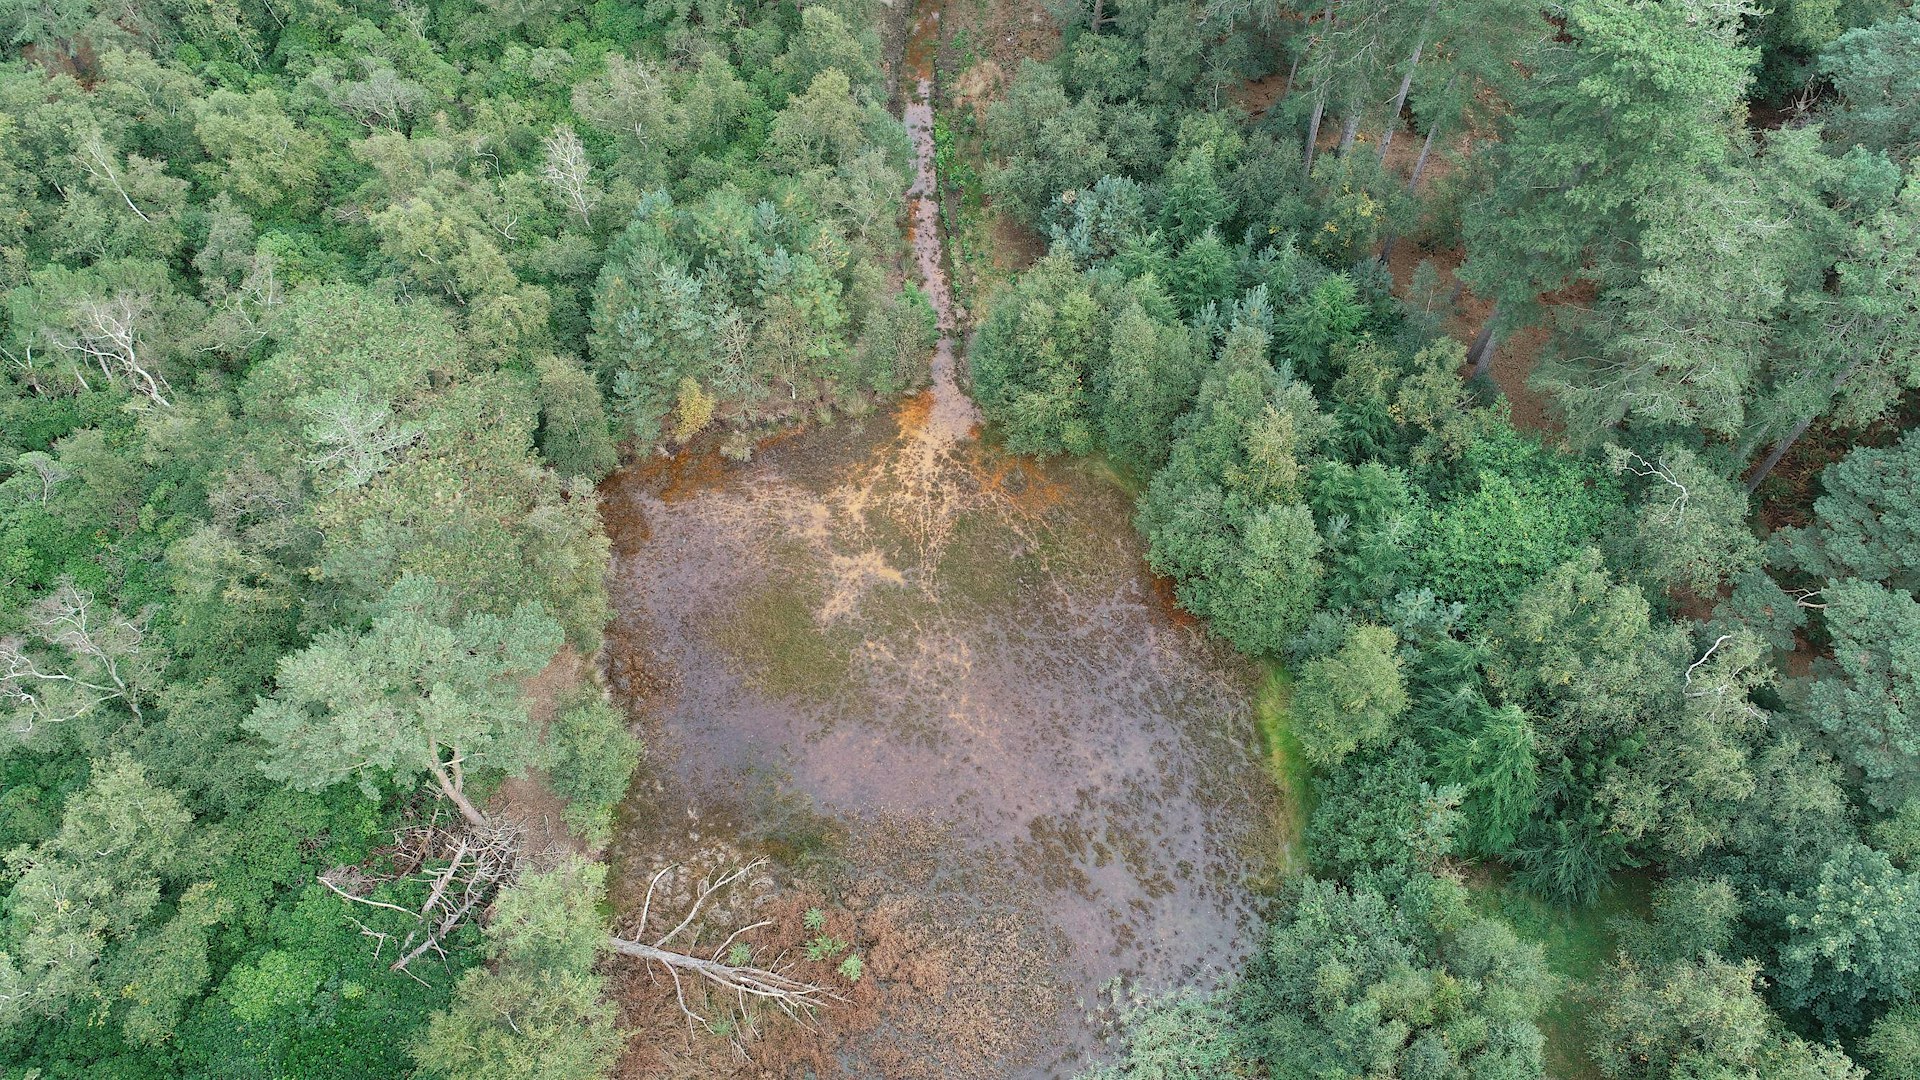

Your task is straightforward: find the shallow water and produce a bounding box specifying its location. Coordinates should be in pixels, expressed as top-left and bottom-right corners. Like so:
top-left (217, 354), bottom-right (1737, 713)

top-left (598, 2), bottom-right (1285, 1072)
top-left (601, 412), bottom-right (1284, 1074)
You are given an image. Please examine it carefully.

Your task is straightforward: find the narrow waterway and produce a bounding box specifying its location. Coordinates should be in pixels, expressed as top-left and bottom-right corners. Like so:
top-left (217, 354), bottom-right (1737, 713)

top-left (900, 0), bottom-right (977, 446)
top-left (599, 4), bottom-right (1287, 1074)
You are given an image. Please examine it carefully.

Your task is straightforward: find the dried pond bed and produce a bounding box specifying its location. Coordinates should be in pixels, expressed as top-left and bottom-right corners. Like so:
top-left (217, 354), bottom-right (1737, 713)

top-left (599, 400), bottom-right (1289, 1077)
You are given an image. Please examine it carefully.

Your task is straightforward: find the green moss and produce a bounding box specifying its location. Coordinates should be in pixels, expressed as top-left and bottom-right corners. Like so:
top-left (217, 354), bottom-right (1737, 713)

top-left (1467, 868), bottom-right (1655, 1080)
top-left (711, 573), bottom-right (862, 703)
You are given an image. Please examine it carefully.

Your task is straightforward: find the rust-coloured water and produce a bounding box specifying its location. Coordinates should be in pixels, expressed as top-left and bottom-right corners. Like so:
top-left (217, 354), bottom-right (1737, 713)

top-left (599, 3), bottom-right (1284, 1073)
top-left (901, 0), bottom-right (977, 448)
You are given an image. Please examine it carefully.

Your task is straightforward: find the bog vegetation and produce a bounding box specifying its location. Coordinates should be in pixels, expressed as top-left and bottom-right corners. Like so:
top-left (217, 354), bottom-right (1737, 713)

top-left (2, 0), bottom-right (1919, 1076)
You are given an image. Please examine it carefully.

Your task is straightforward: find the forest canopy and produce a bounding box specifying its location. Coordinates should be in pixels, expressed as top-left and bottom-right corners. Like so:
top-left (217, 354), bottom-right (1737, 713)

top-left (3, 0), bottom-right (1919, 1075)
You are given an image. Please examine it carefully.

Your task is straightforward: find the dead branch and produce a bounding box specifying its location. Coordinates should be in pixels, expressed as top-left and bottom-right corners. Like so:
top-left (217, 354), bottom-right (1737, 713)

top-left (319, 872), bottom-right (417, 916)
top-left (1682, 633), bottom-right (1733, 691)
top-left (2, 580), bottom-right (150, 736)
top-left (608, 936), bottom-right (845, 1017)
top-left (610, 858), bottom-right (842, 1033)
top-left (318, 814), bottom-right (525, 975)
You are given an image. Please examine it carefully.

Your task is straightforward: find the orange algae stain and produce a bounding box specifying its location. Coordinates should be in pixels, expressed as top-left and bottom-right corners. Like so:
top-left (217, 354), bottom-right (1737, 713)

top-left (1150, 572), bottom-right (1201, 630)
top-left (970, 453), bottom-right (1069, 518)
top-left (633, 445), bottom-right (729, 504)
top-left (892, 389), bottom-right (936, 437)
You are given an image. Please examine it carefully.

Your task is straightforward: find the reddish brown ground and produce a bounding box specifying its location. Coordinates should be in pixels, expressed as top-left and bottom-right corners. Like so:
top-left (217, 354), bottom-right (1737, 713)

top-left (1252, 67), bottom-right (1567, 435)
top-left (1231, 70), bottom-right (1291, 119)
top-left (490, 644), bottom-right (595, 861)
top-left (1381, 240), bottom-right (1562, 434)
top-left (607, 816), bottom-right (1073, 1080)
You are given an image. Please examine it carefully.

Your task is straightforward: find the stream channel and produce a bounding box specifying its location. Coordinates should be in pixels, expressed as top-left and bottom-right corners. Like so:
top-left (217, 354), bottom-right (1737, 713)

top-left (598, 3), bottom-right (1289, 1073)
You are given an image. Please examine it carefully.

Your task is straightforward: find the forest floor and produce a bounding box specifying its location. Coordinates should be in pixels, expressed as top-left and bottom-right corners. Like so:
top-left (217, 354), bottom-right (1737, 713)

top-left (1382, 239), bottom-right (1563, 434)
top-left (928, 0), bottom-right (1056, 320)
top-left (489, 644), bottom-right (592, 863)
top-left (1467, 869), bottom-right (1655, 1080)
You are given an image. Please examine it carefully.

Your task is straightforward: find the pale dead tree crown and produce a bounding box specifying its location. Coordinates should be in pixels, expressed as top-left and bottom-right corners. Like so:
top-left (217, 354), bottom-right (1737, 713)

top-left (1, 580), bottom-right (153, 738)
top-left (541, 123), bottom-right (598, 227)
top-left (41, 290), bottom-right (171, 407)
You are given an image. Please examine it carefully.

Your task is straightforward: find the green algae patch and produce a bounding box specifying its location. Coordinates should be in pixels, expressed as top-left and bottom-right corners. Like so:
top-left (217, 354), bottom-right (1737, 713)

top-left (710, 574), bottom-right (864, 704)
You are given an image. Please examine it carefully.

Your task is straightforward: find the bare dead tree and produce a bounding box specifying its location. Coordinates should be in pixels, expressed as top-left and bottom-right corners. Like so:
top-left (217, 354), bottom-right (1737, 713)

top-left (79, 131), bottom-right (154, 225)
top-left (15, 451), bottom-right (70, 505)
top-left (42, 291), bottom-right (171, 407)
top-left (571, 54), bottom-right (674, 151)
top-left (1682, 633), bottom-right (1733, 693)
top-left (203, 251), bottom-right (285, 355)
top-left (315, 810), bottom-right (841, 1059)
top-left (541, 124), bottom-right (598, 227)
top-left (1, 580), bottom-right (152, 737)
top-left (0, 339), bottom-right (56, 393)
top-left (610, 859), bottom-right (843, 1038)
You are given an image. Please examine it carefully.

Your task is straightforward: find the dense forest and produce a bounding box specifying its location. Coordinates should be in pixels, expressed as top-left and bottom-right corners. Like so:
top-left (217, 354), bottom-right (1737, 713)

top-left (968, 0), bottom-right (1920, 1076)
top-left (0, 0), bottom-right (916, 1073)
top-left (1, 0), bottom-right (1918, 1075)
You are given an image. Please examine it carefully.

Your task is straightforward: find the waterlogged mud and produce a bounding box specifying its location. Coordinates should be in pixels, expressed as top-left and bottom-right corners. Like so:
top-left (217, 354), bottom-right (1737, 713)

top-left (602, 406), bottom-right (1286, 1075)
top-left (599, 1), bottom-right (1284, 1074)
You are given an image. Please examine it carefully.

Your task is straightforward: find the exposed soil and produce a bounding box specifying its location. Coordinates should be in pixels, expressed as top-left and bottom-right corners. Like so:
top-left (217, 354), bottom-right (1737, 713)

top-left (1288, 85), bottom-right (1562, 436)
top-left (1231, 70), bottom-right (1291, 119)
top-left (490, 643), bottom-right (592, 863)
top-left (1382, 238), bottom-right (1561, 435)
top-left (937, 0), bottom-right (1059, 83)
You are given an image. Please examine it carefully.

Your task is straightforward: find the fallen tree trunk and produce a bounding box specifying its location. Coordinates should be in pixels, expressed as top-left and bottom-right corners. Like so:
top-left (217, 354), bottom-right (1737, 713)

top-left (609, 858), bottom-right (845, 1032)
top-left (608, 936), bottom-right (845, 1009)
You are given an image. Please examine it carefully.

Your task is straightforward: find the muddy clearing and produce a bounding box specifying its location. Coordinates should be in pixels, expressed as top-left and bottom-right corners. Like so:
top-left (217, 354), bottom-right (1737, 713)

top-left (600, 398), bottom-right (1288, 1076)
top-left (596, 0), bottom-right (1287, 1073)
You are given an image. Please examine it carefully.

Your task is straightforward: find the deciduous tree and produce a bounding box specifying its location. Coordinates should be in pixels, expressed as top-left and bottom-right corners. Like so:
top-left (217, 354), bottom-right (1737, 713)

top-left (245, 575), bottom-right (563, 828)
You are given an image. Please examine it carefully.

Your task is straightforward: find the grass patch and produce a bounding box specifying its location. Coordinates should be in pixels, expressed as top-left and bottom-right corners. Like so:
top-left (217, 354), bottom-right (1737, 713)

top-left (1466, 867), bottom-right (1654, 1080)
top-left (1070, 451), bottom-right (1147, 500)
top-left (1251, 660), bottom-right (1311, 878)
top-left (710, 574), bottom-right (862, 703)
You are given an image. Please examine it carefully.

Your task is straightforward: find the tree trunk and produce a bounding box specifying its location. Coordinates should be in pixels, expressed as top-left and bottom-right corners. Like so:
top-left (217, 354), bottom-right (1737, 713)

top-left (1338, 111), bottom-right (1360, 156)
top-left (1378, 233), bottom-right (1396, 264)
top-left (1743, 415), bottom-right (1814, 495)
top-left (1377, 0), bottom-right (1438, 163)
top-left (1091, 0), bottom-right (1103, 33)
top-left (428, 757), bottom-right (488, 829)
top-left (1743, 357), bottom-right (1867, 494)
top-left (1304, 95), bottom-right (1327, 177)
top-left (1466, 301), bottom-right (1501, 379)
top-left (1302, 0), bottom-right (1337, 177)
top-left (1376, 58), bottom-right (1418, 163)
top-left (1406, 72), bottom-right (1456, 192)
top-left (608, 936), bottom-right (843, 1005)
top-left (1407, 120), bottom-right (1440, 191)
